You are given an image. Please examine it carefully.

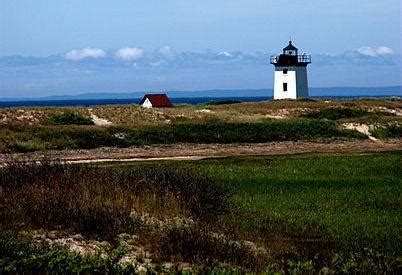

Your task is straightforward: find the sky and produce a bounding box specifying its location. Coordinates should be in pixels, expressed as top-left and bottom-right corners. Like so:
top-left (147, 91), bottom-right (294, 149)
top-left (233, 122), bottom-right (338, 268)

top-left (0, 0), bottom-right (401, 98)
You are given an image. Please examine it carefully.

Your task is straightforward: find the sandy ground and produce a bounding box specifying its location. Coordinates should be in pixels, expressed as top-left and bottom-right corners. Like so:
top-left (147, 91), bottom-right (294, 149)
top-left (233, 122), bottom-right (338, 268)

top-left (342, 123), bottom-right (378, 141)
top-left (1, 139), bottom-right (400, 165)
top-left (88, 108), bottom-right (112, 126)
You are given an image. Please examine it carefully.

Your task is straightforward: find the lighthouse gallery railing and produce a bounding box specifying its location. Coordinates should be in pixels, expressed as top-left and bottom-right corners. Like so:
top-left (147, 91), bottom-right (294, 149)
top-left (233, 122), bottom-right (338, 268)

top-left (270, 54), bottom-right (311, 64)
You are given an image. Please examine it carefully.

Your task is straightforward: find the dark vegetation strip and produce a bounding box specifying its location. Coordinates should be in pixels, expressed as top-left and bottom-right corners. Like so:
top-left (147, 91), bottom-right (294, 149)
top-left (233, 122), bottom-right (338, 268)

top-left (302, 107), bottom-right (402, 125)
top-left (47, 111), bottom-right (94, 125)
top-left (1, 161), bottom-right (230, 239)
top-left (200, 100), bottom-right (242, 106)
top-left (303, 107), bottom-right (371, 120)
top-left (371, 123), bottom-right (402, 138)
top-left (1, 119), bottom-right (365, 152)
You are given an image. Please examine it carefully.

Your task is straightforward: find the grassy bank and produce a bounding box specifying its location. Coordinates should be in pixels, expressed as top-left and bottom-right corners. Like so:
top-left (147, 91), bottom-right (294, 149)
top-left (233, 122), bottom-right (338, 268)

top-left (0, 119), bottom-right (365, 153)
top-left (1, 152), bottom-right (400, 272)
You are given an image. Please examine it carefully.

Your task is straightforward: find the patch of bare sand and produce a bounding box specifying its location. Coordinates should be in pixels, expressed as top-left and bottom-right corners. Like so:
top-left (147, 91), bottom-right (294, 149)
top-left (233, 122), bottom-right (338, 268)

top-left (88, 108), bottom-right (112, 126)
top-left (342, 123), bottom-right (379, 141)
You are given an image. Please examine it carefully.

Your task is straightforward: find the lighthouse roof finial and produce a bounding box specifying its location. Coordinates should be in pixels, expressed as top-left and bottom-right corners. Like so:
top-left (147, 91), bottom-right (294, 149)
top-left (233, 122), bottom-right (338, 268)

top-left (283, 40), bottom-right (298, 51)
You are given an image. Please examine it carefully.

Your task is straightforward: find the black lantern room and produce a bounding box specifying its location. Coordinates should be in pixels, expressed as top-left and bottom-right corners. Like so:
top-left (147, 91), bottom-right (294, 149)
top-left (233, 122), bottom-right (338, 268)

top-left (270, 41), bottom-right (311, 67)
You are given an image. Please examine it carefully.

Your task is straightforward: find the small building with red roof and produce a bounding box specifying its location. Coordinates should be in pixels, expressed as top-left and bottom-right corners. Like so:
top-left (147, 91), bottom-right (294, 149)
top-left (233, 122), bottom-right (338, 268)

top-left (139, 94), bottom-right (173, 108)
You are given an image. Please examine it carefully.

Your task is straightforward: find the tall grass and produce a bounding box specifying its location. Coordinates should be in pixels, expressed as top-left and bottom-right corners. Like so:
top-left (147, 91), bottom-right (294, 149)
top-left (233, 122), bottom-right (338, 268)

top-left (1, 161), bottom-right (230, 239)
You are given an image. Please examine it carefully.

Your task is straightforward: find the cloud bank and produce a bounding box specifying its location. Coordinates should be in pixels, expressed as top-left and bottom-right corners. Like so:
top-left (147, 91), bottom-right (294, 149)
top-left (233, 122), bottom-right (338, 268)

top-left (357, 46), bottom-right (394, 57)
top-left (65, 48), bottom-right (106, 61)
top-left (57, 45), bottom-right (397, 67)
top-left (1, 45), bottom-right (400, 98)
top-left (115, 47), bottom-right (144, 61)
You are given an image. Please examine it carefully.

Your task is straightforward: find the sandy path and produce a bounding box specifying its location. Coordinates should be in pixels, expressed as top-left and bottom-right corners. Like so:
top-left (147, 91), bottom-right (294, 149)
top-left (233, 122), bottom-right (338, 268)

top-left (1, 139), bottom-right (400, 165)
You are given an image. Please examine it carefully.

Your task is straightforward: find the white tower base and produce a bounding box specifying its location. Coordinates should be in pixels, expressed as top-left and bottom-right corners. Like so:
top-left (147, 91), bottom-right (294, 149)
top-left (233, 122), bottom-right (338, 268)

top-left (274, 66), bottom-right (309, 100)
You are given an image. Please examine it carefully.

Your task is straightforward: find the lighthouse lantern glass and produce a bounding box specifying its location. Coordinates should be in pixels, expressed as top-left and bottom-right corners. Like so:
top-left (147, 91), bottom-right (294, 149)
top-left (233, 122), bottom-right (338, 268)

top-left (284, 49), bottom-right (297, 56)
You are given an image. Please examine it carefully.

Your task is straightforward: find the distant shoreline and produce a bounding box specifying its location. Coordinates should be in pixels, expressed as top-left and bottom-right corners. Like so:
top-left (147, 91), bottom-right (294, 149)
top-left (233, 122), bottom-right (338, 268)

top-left (1, 86), bottom-right (400, 102)
top-left (1, 95), bottom-right (401, 108)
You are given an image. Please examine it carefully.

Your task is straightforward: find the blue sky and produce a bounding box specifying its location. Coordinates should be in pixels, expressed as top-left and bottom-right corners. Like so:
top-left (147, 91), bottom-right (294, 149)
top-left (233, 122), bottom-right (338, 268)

top-left (0, 0), bottom-right (401, 98)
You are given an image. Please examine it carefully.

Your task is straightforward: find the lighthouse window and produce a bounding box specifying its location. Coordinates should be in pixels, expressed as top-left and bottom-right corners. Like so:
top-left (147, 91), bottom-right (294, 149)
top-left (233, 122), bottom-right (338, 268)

top-left (283, 69), bottom-right (288, 74)
top-left (283, 83), bottom-right (288, 92)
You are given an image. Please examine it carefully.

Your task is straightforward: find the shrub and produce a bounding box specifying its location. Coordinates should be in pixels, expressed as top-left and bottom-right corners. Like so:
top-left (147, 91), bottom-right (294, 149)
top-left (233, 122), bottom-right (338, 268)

top-left (0, 161), bottom-right (231, 239)
top-left (158, 226), bottom-right (267, 269)
top-left (304, 107), bottom-right (370, 120)
top-left (70, 128), bottom-right (126, 149)
top-left (125, 119), bottom-right (366, 145)
top-left (1, 119), bottom-right (366, 153)
top-left (371, 123), bottom-right (401, 138)
top-left (8, 141), bottom-right (44, 152)
top-left (48, 112), bottom-right (94, 125)
top-left (202, 100), bottom-right (242, 106)
top-left (331, 249), bottom-right (401, 273)
top-left (142, 166), bottom-right (232, 221)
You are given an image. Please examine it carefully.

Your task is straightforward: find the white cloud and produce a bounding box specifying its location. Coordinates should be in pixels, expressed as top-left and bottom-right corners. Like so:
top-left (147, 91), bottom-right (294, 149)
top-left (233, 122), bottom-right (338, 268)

top-left (375, 46), bottom-right (393, 55)
top-left (65, 48), bottom-right (106, 61)
top-left (115, 47), bottom-right (144, 61)
top-left (218, 51), bottom-right (232, 57)
top-left (158, 46), bottom-right (174, 58)
top-left (357, 46), bottom-right (394, 57)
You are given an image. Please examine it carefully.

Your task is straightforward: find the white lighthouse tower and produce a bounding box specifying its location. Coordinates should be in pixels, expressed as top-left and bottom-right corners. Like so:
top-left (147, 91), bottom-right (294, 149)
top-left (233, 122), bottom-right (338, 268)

top-left (270, 41), bottom-right (311, 99)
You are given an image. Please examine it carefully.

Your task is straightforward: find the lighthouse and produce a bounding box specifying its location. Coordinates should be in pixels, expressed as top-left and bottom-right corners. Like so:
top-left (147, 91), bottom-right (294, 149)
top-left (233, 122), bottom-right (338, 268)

top-left (270, 41), bottom-right (311, 100)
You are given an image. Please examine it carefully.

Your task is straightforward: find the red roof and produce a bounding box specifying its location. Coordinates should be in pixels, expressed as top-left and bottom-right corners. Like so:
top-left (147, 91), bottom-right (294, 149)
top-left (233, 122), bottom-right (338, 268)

top-left (140, 94), bottom-right (173, 107)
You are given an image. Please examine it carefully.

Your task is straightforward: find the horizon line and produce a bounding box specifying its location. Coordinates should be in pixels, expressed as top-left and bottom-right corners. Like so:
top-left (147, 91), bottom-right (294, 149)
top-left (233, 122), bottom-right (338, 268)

top-left (1, 85), bottom-right (401, 101)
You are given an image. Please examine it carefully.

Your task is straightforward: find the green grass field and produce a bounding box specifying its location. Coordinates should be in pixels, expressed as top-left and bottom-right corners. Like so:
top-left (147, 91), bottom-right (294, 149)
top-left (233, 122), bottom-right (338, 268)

top-left (96, 152), bottom-right (401, 254)
top-left (1, 152), bottom-right (401, 272)
top-left (196, 153), bottom-right (401, 253)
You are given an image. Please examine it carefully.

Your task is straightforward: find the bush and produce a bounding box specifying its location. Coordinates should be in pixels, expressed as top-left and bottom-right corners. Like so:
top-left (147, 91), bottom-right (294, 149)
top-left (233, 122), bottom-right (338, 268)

top-left (158, 226), bottom-right (267, 269)
top-left (142, 166), bottom-right (232, 221)
top-left (304, 107), bottom-right (370, 120)
top-left (124, 119), bottom-right (366, 145)
top-left (0, 161), bottom-right (231, 239)
top-left (48, 112), bottom-right (94, 125)
top-left (202, 100), bottom-right (242, 106)
top-left (8, 141), bottom-right (45, 152)
top-left (371, 123), bottom-right (401, 138)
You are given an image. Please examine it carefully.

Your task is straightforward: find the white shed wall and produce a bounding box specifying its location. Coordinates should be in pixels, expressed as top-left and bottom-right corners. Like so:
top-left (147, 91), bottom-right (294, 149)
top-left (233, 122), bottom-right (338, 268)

top-left (142, 98), bottom-right (153, 108)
